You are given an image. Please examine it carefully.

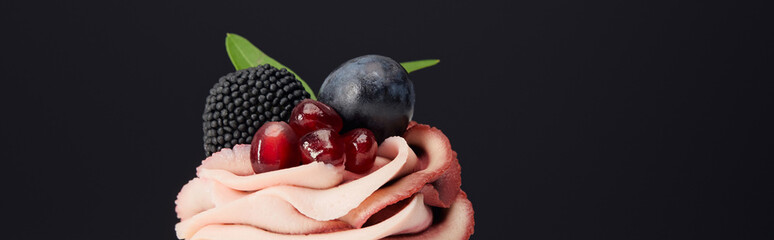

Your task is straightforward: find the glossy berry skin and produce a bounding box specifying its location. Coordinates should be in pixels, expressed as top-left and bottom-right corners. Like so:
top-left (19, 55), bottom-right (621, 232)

top-left (298, 128), bottom-right (345, 166)
top-left (318, 55), bottom-right (415, 143)
top-left (250, 122), bottom-right (300, 174)
top-left (343, 128), bottom-right (377, 174)
top-left (289, 99), bottom-right (343, 137)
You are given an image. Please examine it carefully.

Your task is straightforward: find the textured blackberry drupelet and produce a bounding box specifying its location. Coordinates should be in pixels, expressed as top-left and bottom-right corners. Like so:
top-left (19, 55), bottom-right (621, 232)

top-left (202, 64), bottom-right (310, 156)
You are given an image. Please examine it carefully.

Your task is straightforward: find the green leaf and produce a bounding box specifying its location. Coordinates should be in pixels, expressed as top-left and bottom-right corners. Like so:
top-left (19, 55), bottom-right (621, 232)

top-left (400, 59), bottom-right (440, 73)
top-left (225, 33), bottom-right (317, 100)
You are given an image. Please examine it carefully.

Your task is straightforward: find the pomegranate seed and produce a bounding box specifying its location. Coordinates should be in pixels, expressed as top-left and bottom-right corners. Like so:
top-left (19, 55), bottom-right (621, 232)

top-left (298, 128), bottom-right (345, 166)
top-left (250, 122), bottom-right (300, 174)
top-left (289, 99), bottom-right (343, 137)
top-left (343, 128), bottom-right (377, 174)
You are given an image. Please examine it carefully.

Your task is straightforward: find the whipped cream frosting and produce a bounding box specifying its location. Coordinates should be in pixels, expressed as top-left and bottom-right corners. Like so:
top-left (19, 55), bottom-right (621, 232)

top-left (175, 123), bottom-right (474, 240)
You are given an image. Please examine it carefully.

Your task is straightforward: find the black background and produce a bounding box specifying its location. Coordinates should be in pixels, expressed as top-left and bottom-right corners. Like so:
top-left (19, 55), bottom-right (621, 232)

top-left (1, 0), bottom-right (772, 239)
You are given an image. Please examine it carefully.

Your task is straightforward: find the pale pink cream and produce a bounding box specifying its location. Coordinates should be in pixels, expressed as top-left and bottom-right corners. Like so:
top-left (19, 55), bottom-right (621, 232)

top-left (175, 137), bottom-right (430, 239)
top-left (187, 194), bottom-right (432, 240)
top-left (175, 123), bottom-right (475, 240)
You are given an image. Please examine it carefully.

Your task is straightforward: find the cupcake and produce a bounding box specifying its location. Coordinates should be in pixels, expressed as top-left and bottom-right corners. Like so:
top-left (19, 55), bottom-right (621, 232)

top-left (174, 37), bottom-right (474, 239)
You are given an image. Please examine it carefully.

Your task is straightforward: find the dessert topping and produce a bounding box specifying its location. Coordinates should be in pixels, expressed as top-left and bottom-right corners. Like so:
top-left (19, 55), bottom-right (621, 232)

top-left (289, 99), bottom-right (344, 137)
top-left (249, 122), bottom-right (300, 174)
top-left (343, 128), bottom-right (378, 174)
top-left (299, 128), bottom-right (345, 166)
top-left (202, 64), bottom-right (310, 156)
top-left (318, 55), bottom-right (416, 143)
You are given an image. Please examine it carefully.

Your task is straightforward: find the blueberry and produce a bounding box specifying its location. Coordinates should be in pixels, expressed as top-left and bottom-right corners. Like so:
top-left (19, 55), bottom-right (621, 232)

top-left (318, 55), bottom-right (415, 143)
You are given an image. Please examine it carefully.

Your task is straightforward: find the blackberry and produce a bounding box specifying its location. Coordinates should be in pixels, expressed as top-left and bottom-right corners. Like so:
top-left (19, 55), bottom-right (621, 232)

top-left (202, 64), bottom-right (310, 156)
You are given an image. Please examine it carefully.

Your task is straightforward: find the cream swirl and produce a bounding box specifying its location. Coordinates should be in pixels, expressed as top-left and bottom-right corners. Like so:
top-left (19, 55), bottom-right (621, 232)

top-left (174, 123), bottom-right (474, 240)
